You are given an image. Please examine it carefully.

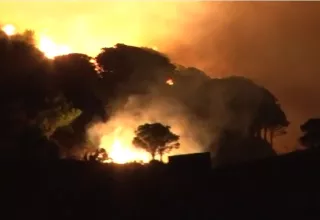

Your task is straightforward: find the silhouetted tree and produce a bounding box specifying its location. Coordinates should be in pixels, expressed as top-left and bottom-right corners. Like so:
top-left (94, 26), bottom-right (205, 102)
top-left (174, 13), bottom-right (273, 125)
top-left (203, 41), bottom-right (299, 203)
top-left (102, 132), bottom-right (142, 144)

top-left (53, 54), bottom-right (107, 120)
top-left (0, 26), bottom-right (292, 164)
top-left (132, 123), bottom-right (180, 161)
top-left (214, 130), bottom-right (277, 166)
top-left (164, 66), bottom-right (210, 106)
top-left (11, 29), bottom-right (36, 45)
top-left (52, 53), bottom-right (107, 149)
top-left (96, 44), bottom-right (176, 106)
top-left (299, 118), bottom-right (320, 149)
top-left (197, 76), bottom-right (289, 144)
top-left (0, 30), bottom-right (50, 113)
top-left (252, 87), bottom-right (289, 146)
top-left (53, 53), bottom-right (99, 90)
top-left (0, 30), bottom-right (52, 145)
top-left (191, 76), bottom-right (288, 165)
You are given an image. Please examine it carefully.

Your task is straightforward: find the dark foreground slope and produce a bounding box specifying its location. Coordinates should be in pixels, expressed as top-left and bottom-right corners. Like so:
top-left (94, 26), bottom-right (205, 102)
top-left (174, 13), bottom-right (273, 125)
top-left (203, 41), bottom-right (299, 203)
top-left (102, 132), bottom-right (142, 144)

top-left (2, 149), bottom-right (320, 219)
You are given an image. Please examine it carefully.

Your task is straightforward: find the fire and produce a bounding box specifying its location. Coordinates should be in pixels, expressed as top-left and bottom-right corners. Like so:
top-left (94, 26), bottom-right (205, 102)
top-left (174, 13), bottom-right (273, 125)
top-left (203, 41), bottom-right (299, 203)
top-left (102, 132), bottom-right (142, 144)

top-left (2, 24), bottom-right (16, 36)
top-left (38, 35), bottom-right (71, 59)
top-left (166, 78), bottom-right (174, 86)
top-left (1, 24), bottom-right (71, 59)
top-left (1, 23), bottom-right (158, 60)
top-left (107, 138), bottom-right (150, 164)
top-left (99, 127), bottom-right (152, 164)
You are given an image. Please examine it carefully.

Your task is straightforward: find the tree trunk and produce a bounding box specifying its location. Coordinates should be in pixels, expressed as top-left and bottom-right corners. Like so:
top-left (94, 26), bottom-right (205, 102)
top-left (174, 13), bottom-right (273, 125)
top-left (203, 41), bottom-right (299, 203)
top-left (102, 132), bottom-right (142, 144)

top-left (159, 153), bottom-right (163, 162)
top-left (151, 152), bottom-right (155, 160)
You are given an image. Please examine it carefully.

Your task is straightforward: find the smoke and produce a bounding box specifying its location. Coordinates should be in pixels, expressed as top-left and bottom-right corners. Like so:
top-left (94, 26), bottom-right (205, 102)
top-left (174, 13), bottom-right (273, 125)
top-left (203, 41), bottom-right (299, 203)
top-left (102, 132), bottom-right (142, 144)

top-left (87, 91), bottom-right (212, 161)
top-left (86, 58), bottom-right (273, 162)
top-left (162, 2), bottom-right (320, 153)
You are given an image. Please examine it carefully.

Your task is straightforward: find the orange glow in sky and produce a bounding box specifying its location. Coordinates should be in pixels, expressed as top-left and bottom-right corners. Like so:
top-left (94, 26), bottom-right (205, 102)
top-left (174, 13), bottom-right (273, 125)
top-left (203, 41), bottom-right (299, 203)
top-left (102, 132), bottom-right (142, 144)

top-left (38, 35), bottom-right (72, 59)
top-left (0, 1), bottom-right (196, 57)
top-left (1, 23), bottom-right (72, 58)
top-left (2, 24), bottom-right (15, 36)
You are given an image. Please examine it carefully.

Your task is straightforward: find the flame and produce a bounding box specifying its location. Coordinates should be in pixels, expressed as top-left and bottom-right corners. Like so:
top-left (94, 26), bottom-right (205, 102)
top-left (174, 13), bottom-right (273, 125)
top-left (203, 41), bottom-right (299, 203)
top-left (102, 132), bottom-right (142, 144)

top-left (99, 126), bottom-right (152, 164)
top-left (107, 138), bottom-right (150, 164)
top-left (38, 35), bottom-right (71, 59)
top-left (166, 78), bottom-right (174, 86)
top-left (1, 23), bottom-right (158, 59)
top-left (2, 24), bottom-right (16, 36)
top-left (1, 24), bottom-right (72, 59)
top-left (97, 126), bottom-right (169, 164)
top-left (0, 1), bottom-right (193, 57)
top-left (90, 58), bottom-right (103, 73)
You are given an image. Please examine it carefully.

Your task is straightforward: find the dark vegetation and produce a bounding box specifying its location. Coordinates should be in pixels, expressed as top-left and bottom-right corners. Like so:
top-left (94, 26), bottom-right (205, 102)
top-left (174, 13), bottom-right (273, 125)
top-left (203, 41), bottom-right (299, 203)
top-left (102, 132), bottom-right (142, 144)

top-left (132, 123), bottom-right (180, 161)
top-left (6, 149), bottom-right (320, 219)
top-left (0, 28), bottom-right (292, 163)
top-left (1, 27), bottom-right (320, 218)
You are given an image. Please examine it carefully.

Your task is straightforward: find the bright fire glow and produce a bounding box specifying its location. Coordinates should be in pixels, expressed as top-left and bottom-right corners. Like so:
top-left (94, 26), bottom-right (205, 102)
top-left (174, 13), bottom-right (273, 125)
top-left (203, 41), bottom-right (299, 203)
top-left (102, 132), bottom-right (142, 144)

top-left (38, 35), bottom-right (72, 59)
top-left (166, 78), bottom-right (174, 86)
top-left (0, 2), bottom-right (198, 57)
top-left (105, 138), bottom-right (151, 164)
top-left (2, 24), bottom-right (72, 59)
top-left (2, 24), bottom-right (16, 36)
top-left (1, 24), bottom-right (157, 60)
top-left (99, 126), bottom-right (154, 164)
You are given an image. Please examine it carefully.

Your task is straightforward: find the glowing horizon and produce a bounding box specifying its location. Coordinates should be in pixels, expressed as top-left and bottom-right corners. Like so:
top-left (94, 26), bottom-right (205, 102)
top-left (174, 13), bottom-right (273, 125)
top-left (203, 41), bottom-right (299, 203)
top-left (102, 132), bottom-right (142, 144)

top-left (0, 1), bottom-right (189, 57)
top-left (2, 24), bottom-right (16, 36)
top-left (38, 35), bottom-right (72, 59)
top-left (1, 23), bottom-right (161, 59)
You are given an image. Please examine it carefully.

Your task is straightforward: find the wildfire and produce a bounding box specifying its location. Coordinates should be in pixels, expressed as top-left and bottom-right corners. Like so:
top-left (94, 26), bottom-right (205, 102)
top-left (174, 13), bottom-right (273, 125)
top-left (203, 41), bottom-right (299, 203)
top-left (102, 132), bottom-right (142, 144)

top-left (1, 24), bottom-right (72, 59)
top-left (99, 127), bottom-right (152, 164)
top-left (2, 23), bottom-right (162, 60)
top-left (106, 139), bottom-right (151, 164)
top-left (38, 35), bottom-right (72, 59)
top-left (166, 78), bottom-right (174, 86)
top-left (2, 24), bottom-right (16, 36)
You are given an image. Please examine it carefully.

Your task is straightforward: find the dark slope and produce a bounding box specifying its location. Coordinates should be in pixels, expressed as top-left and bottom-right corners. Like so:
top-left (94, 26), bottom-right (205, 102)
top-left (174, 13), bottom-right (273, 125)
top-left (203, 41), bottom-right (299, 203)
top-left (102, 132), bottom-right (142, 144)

top-left (2, 148), bottom-right (320, 219)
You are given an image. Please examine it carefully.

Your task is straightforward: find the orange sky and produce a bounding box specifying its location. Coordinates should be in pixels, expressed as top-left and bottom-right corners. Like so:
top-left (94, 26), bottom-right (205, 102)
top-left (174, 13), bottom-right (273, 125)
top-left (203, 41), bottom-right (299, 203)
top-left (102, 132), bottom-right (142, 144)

top-left (0, 1), bottom-right (204, 56)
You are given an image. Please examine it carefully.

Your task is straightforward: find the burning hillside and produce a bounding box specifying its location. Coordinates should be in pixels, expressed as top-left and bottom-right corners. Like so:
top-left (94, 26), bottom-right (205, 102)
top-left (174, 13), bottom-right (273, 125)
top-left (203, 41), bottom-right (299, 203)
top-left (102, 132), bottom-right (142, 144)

top-left (1, 24), bottom-right (159, 60)
top-left (1, 24), bottom-right (71, 59)
top-left (0, 23), bottom-right (288, 165)
top-left (99, 126), bottom-right (153, 164)
top-left (86, 94), bottom-right (208, 164)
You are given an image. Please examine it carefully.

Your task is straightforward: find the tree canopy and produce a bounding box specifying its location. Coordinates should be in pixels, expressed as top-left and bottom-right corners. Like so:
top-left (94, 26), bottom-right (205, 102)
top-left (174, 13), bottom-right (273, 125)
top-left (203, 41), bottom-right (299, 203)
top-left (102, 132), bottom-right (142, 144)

top-left (96, 44), bottom-right (176, 100)
top-left (197, 76), bottom-right (289, 141)
top-left (0, 26), bottom-right (293, 164)
top-left (132, 123), bottom-right (180, 161)
top-left (299, 118), bottom-right (320, 149)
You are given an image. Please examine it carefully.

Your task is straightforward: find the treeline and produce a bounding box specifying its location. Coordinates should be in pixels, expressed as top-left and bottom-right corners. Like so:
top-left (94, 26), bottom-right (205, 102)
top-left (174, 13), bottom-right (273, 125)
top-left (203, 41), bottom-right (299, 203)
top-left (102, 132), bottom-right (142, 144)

top-left (1, 27), bottom-right (315, 165)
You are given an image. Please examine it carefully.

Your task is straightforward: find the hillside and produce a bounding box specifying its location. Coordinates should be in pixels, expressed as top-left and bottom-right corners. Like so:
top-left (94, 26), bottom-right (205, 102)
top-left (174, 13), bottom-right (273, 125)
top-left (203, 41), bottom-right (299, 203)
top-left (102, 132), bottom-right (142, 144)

top-left (3, 149), bottom-right (320, 219)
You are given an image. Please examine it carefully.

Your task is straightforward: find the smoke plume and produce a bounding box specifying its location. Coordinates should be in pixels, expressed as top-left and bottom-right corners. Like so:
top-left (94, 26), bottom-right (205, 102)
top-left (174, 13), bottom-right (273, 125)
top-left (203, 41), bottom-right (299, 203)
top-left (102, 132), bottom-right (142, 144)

top-left (87, 89), bottom-right (213, 162)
